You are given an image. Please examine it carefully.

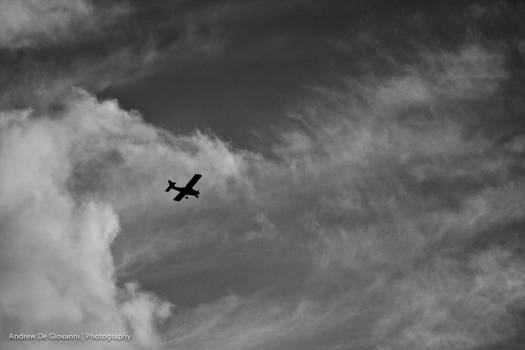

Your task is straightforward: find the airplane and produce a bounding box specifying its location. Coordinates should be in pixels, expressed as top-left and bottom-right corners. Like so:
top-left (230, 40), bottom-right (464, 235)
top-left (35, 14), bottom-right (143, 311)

top-left (165, 174), bottom-right (202, 201)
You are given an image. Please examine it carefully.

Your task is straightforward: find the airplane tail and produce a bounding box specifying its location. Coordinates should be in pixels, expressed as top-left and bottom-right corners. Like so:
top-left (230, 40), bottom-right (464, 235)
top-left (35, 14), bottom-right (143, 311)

top-left (165, 180), bottom-right (176, 192)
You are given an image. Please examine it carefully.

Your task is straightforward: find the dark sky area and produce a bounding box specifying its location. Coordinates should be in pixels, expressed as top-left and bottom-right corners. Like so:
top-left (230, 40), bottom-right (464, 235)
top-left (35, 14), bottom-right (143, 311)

top-left (98, 0), bottom-right (491, 147)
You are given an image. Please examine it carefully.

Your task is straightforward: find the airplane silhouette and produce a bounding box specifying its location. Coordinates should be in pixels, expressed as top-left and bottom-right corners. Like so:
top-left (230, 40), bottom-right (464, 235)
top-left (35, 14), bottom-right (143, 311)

top-left (165, 174), bottom-right (202, 201)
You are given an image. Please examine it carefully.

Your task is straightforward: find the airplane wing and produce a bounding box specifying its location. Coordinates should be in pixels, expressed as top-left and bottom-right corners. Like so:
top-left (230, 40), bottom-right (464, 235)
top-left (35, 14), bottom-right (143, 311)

top-left (173, 191), bottom-right (186, 201)
top-left (185, 174), bottom-right (202, 188)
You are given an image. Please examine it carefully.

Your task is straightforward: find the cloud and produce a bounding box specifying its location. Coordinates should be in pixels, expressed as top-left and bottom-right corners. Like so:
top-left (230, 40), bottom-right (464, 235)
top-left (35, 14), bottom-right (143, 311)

top-left (275, 45), bottom-right (525, 349)
top-left (0, 87), bottom-right (270, 349)
top-left (0, 0), bottom-right (128, 49)
top-left (148, 44), bottom-right (525, 350)
top-left (374, 248), bottom-right (525, 350)
top-left (0, 92), bottom-right (174, 349)
top-left (0, 1), bottom-right (235, 111)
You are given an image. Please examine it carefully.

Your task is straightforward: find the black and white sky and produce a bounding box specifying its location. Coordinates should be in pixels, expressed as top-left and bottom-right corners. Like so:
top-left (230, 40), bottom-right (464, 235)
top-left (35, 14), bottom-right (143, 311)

top-left (1, 1), bottom-right (525, 349)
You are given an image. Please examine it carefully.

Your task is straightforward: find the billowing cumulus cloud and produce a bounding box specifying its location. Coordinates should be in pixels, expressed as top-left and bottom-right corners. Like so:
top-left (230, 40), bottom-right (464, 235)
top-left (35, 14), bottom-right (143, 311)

top-left (0, 92), bottom-right (175, 349)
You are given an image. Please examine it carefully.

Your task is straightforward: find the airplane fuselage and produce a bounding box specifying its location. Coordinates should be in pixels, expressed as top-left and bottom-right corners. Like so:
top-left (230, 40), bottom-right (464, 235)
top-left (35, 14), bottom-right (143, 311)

top-left (173, 186), bottom-right (199, 196)
top-left (165, 174), bottom-right (202, 201)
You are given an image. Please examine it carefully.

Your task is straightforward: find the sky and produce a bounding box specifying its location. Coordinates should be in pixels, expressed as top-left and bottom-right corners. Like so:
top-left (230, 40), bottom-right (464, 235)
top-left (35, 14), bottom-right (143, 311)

top-left (1, 1), bottom-right (525, 350)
